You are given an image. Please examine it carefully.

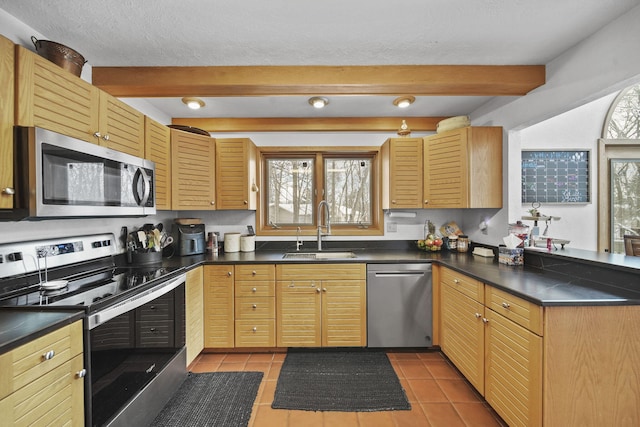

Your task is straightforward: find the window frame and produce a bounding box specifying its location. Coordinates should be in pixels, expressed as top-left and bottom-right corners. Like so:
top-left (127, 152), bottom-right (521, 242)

top-left (256, 146), bottom-right (384, 236)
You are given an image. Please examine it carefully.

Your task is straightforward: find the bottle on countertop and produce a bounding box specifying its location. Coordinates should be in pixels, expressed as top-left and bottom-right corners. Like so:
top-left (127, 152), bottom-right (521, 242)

top-left (457, 235), bottom-right (469, 252)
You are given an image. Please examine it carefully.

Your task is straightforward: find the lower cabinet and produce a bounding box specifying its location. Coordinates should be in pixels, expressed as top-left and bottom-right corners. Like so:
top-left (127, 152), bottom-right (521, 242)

top-left (185, 266), bottom-right (204, 366)
top-left (276, 263), bottom-right (366, 347)
top-left (0, 320), bottom-right (85, 426)
top-left (234, 264), bottom-right (276, 347)
top-left (204, 264), bottom-right (235, 348)
top-left (439, 266), bottom-right (542, 427)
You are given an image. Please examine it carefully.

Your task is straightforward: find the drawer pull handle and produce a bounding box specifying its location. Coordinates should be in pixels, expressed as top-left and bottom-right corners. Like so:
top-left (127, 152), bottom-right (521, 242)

top-left (252, 287), bottom-right (257, 292)
top-left (501, 302), bottom-right (510, 309)
top-left (475, 312), bottom-right (482, 319)
top-left (43, 350), bottom-right (55, 361)
top-left (76, 369), bottom-right (87, 379)
top-left (252, 327), bottom-right (257, 332)
top-left (453, 279), bottom-right (460, 284)
top-left (150, 327), bottom-right (157, 332)
top-left (252, 270), bottom-right (257, 275)
top-left (252, 304), bottom-right (257, 309)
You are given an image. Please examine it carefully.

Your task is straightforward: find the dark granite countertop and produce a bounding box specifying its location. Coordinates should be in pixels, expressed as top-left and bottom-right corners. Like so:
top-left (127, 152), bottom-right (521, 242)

top-left (162, 245), bottom-right (640, 307)
top-left (0, 309), bottom-right (84, 354)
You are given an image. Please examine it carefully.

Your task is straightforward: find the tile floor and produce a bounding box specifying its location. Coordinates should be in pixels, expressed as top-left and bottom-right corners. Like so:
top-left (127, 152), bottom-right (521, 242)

top-left (190, 350), bottom-right (508, 427)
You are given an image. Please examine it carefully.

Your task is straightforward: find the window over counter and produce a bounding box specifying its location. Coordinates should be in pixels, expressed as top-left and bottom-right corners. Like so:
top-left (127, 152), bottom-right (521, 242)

top-left (257, 147), bottom-right (383, 236)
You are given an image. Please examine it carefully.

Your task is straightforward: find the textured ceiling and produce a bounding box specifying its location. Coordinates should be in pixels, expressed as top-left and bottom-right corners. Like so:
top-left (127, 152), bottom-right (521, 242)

top-left (1, 0), bottom-right (638, 120)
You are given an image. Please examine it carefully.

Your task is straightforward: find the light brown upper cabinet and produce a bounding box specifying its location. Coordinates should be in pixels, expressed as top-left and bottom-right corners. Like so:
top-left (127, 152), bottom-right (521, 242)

top-left (170, 129), bottom-right (216, 210)
top-left (215, 138), bottom-right (257, 210)
top-left (145, 117), bottom-right (171, 210)
top-left (15, 46), bottom-right (144, 157)
top-left (423, 127), bottom-right (503, 208)
top-left (0, 36), bottom-right (14, 209)
top-left (381, 138), bottom-right (424, 209)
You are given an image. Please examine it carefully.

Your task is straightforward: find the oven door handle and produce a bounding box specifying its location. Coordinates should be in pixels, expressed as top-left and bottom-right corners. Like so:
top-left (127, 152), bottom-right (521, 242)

top-left (88, 273), bottom-right (185, 329)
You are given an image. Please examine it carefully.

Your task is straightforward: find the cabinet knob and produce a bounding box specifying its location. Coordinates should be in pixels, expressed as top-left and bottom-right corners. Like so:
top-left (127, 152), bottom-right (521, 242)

top-left (43, 350), bottom-right (55, 361)
top-left (76, 369), bottom-right (87, 379)
top-left (252, 327), bottom-right (257, 332)
top-left (424, 200), bottom-right (429, 204)
top-left (150, 327), bottom-right (157, 332)
top-left (501, 302), bottom-right (510, 309)
top-left (252, 287), bottom-right (257, 292)
top-left (482, 318), bottom-right (489, 324)
top-left (252, 304), bottom-right (257, 309)
top-left (1, 187), bottom-right (15, 195)
top-left (316, 287), bottom-right (321, 293)
top-left (93, 131), bottom-right (101, 139)
top-left (210, 201), bottom-right (215, 205)
top-left (323, 288), bottom-right (327, 292)
top-left (252, 270), bottom-right (257, 276)
top-left (227, 271), bottom-right (232, 277)
top-left (391, 200), bottom-right (397, 204)
top-left (244, 200), bottom-right (248, 205)
top-left (102, 134), bottom-right (110, 141)
top-left (453, 279), bottom-right (460, 284)
top-left (475, 312), bottom-right (482, 319)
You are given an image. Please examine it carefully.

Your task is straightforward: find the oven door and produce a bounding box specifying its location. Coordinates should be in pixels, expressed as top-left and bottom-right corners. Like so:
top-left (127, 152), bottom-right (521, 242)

top-left (87, 274), bottom-right (186, 427)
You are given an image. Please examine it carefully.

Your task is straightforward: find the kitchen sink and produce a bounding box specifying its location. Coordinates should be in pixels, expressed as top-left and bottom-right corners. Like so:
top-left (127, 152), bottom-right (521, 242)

top-left (282, 251), bottom-right (357, 259)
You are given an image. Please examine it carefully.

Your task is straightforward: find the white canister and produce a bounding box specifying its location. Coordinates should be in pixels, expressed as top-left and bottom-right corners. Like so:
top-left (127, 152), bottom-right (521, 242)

top-left (224, 232), bottom-right (241, 253)
top-left (240, 234), bottom-right (256, 252)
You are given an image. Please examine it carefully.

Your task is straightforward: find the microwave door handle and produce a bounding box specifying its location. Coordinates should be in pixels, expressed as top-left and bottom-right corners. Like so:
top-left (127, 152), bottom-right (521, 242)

top-left (133, 167), bottom-right (151, 206)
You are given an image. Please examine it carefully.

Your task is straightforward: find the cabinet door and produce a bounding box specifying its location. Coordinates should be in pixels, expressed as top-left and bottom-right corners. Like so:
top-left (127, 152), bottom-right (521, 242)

top-left (441, 282), bottom-right (485, 393)
top-left (322, 279), bottom-right (366, 347)
top-left (145, 117), bottom-right (171, 210)
top-left (276, 280), bottom-right (321, 347)
top-left (203, 265), bottom-right (234, 347)
top-left (215, 138), bottom-right (257, 210)
top-left (485, 309), bottom-right (542, 427)
top-left (185, 267), bottom-right (204, 366)
top-left (170, 129), bottom-right (216, 210)
top-left (0, 354), bottom-right (85, 426)
top-left (0, 36), bottom-right (14, 209)
top-left (383, 138), bottom-right (423, 208)
top-left (15, 46), bottom-right (100, 143)
top-left (98, 91), bottom-right (145, 157)
top-left (423, 128), bottom-right (468, 208)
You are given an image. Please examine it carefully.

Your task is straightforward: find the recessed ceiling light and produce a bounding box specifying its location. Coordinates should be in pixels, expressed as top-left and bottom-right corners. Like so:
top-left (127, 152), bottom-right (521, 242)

top-left (393, 96), bottom-right (415, 108)
top-left (182, 97), bottom-right (205, 110)
top-left (308, 96), bottom-right (329, 109)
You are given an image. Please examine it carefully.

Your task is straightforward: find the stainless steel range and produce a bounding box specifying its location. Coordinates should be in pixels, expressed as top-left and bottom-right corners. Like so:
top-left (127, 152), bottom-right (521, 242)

top-left (0, 234), bottom-right (187, 427)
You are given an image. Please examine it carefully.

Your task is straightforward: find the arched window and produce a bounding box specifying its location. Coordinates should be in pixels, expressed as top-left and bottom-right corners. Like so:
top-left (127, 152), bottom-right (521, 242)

top-left (599, 83), bottom-right (640, 254)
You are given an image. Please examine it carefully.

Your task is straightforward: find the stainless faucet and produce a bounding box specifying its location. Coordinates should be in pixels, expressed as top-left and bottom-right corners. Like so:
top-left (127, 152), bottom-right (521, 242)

top-left (316, 200), bottom-right (331, 250)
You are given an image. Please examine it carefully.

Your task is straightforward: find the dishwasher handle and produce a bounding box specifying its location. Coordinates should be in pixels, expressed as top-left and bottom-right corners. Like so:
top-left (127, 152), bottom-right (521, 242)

top-left (371, 271), bottom-right (426, 278)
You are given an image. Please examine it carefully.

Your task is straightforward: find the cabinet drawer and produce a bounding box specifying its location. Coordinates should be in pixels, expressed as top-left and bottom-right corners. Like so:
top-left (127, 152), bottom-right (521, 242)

top-left (441, 267), bottom-right (484, 303)
top-left (0, 320), bottom-right (83, 399)
top-left (235, 297), bottom-right (275, 319)
top-left (485, 286), bottom-right (543, 335)
top-left (136, 321), bottom-right (174, 347)
top-left (277, 263), bottom-right (365, 281)
top-left (235, 281), bottom-right (275, 297)
top-left (235, 319), bottom-right (275, 347)
top-left (235, 264), bottom-right (275, 281)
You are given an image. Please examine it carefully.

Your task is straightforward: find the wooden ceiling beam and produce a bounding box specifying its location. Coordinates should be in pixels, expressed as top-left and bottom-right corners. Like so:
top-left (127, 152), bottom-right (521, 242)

top-left (170, 117), bottom-right (446, 132)
top-left (92, 65), bottom-right (545, 97)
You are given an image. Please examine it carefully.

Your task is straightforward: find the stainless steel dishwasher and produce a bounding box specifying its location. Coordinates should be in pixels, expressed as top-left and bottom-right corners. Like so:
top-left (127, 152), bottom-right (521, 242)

top-left (367, 263), bottom-right (432, 348)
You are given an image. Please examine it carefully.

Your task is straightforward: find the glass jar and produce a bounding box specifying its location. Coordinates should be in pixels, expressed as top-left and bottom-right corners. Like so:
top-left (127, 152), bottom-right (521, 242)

top-left (446, 235), bottom-right (458, 251)
top-left (457, 235), bottom-right (469, 252)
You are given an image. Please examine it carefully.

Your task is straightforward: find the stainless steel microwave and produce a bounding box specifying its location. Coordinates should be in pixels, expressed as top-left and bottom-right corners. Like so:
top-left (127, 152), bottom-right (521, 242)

top-left (4, 126), bottom-right (156, 220)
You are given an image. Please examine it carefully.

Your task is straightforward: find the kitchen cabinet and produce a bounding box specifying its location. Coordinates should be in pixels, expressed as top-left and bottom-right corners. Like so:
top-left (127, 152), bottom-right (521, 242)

top-left (203, 264), bottom-right (234, 348)
top-left (185, 266), bottom-right (204, 366)
top-left (170, 129), bottom-right (216, 210)
top-left (439, 266), bottom-right (543, 427)
top-left (0, 320), bottom-right (85, 426)
top-left (145, 117), bottom-right (172, 210)
top-left (215, 138), bottom-right (258, 210)
top-left (381, 138), bottom-right (424, 209)
top-left (15, 46), bottom-right (145, 157)
top-left (234, 264), bottom-right (276, 347)
top-left (276, 263), bottom-right (366, 347)
top-left (0, 35), bottom-right (14, 209)
top-left (423, 126), bottom-right (502, 208)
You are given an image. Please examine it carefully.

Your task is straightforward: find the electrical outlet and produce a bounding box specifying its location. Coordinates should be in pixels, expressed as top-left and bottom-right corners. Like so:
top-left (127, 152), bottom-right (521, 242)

top-left (387, 222), bottom-right (397, 232)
